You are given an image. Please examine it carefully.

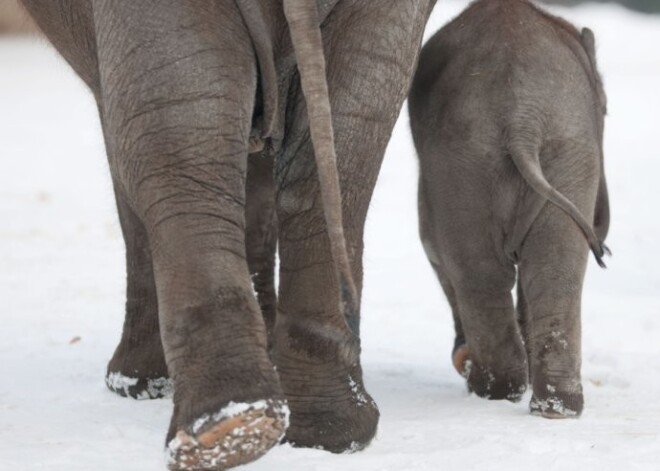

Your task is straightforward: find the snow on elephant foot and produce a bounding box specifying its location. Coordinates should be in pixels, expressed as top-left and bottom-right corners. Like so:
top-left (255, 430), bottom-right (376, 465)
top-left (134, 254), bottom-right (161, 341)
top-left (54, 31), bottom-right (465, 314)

top-left (530, 392), bottom-right (583, 419)
top-left (105, 372), bottom-right (173, 400)
top-left (166, 399), bottom-right (290, 470)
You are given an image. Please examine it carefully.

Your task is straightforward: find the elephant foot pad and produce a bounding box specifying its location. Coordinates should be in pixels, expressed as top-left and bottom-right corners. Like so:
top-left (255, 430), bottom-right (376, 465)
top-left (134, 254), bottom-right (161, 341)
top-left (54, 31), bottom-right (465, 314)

top-left (106, 372), bottom-right (173, 400)
top-left (452, 344), bottom-right (471, 377)
top-left (167, 399), bottom-right (289, 470)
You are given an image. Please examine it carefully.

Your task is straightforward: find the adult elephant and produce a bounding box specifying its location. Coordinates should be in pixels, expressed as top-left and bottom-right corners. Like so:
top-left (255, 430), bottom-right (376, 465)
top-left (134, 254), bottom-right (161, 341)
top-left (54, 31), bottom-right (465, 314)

top-left (19, 0), bottom-right (435, 469)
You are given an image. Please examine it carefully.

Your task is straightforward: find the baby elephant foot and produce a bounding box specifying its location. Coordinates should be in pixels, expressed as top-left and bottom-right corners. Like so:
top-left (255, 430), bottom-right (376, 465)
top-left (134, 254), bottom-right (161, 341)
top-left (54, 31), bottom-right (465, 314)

top-left (167, 399), bottom-right (289, 471)
top-left (274, 319), bottom-right (379, 453)
top-left (465, 359), bottom-right (528, 402)
top-left (454, 336), bottom-right (528, 401)
top-left (530, 383), bottom-right (583, 419)
top-left (106, 336), bottom-right (171, 400)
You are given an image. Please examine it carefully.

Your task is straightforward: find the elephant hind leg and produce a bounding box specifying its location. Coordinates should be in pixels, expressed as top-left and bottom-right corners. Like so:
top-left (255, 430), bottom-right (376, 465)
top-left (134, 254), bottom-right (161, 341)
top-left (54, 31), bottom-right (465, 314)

top-left (420, 173), bottom-right (527, 399)
top-left (108, 150), bottom-right (281, 402)
top-left (274, 1), bottom-right (432, 453)
top-left (94, 2), bottom-right (287, 468)
top-left (246, 152), bottom-right (278, 350)
top-left (419, 180), bottom-right (468, 376)
top-left (435, 226), bottom-right (527, 400)
top-left (519, 204), bottom-right (591, 419)
top-left (453, 267), bottom-right (529, 401)
top-left (428, 259), bottom-right (468, 376)
top-left (516, 280), bottom-right (534, 385)
top-left (105, 185), bottom-right (170, 400)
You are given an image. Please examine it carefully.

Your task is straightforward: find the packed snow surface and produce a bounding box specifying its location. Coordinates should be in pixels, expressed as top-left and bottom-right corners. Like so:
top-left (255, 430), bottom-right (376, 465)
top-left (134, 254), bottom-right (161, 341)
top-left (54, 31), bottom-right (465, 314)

top-left (1, 1), bottom-right (659, 469)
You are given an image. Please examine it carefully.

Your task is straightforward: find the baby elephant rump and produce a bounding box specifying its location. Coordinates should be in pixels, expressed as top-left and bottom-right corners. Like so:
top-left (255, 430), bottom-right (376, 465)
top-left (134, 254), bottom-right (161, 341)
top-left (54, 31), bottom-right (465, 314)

top-left (409, 0), bottom-right (609, 418)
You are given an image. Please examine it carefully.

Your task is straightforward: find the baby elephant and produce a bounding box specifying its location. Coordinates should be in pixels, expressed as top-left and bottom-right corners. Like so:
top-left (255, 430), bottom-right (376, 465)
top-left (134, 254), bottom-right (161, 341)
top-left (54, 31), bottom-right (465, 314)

top-left (409, 0), bottom-right (609, 418)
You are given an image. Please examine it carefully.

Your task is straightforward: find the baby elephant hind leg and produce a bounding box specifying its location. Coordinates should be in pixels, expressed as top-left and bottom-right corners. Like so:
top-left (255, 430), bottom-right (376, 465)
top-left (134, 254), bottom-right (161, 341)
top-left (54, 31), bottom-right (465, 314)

top-left (419, 181), bottom-right (468, 375)
top-left (453, 263), bottom-right (529, 402)
top-left (518, 205), bottom-right (591, 419)
top-left (426, 258), bottom-right (468, 376)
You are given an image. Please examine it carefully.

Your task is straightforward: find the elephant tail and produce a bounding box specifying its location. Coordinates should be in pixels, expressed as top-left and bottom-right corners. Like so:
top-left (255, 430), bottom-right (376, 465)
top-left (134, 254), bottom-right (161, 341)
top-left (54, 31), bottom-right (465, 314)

top-left (594, 169), bottom-right (610, 243)
top-left (509, 147), bottom-right (610, 268)
top-left (283, 1), bottom-right (359, 322)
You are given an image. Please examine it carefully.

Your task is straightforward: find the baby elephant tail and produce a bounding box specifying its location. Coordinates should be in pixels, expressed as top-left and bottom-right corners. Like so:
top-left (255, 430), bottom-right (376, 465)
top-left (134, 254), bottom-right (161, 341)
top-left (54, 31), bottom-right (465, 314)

top-left (509, 148), bottom-right (610, 268)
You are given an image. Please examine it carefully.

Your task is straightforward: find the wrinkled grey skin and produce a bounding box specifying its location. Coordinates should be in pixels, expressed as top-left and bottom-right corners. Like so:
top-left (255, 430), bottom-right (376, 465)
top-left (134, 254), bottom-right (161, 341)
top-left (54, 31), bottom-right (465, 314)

top-left (409, 0), bottom-right (609, 418)
top-left (20, 0), bottom-right (435, 468)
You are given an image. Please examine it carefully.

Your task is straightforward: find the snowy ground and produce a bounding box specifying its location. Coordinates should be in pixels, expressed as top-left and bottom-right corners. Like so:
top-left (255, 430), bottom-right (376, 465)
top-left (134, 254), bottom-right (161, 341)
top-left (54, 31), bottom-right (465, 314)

top-left (1, 1), bottom-right (659, 470)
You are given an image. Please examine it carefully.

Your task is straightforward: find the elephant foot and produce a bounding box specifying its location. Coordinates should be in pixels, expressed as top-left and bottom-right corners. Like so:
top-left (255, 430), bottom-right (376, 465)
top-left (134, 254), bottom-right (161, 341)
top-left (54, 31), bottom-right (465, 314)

top-left (454, 335), bottom-right (528, 402)
top-left (283, 369), bottom-right (379, 453)
top-left (530, 387), bottom-right (583, 418)
top-left (106, 336), bottom-right (171, 400)
top-left (273, 319), bottom-right (379, 453)
top-left (466, 361), bottom-right (528, 402)
top-left (166, 399), bottom-right (289, 471)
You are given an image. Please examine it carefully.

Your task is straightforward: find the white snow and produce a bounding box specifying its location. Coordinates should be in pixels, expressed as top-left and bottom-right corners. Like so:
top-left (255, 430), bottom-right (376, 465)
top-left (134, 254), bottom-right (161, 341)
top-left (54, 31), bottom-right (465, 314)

top-left (105, 372), bottom-right (173, 400)
top-left (145, 377), bottom-right (174, 400)
top-left (531, 396), bottom-right (580, 418)
top-left (1, 1), bottom-right (660, 470)
top-left (105, 372), bottom-right (139, 396)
